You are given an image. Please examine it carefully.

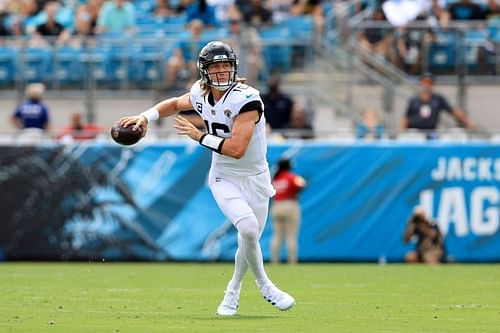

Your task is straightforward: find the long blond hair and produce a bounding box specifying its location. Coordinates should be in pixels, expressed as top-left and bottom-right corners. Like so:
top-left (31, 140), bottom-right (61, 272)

top-left (25, 83), bottom-right (45, 101)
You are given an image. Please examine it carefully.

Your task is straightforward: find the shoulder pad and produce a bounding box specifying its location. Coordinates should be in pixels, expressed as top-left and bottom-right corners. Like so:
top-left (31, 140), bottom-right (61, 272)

top-left (190, 80), bottom-right (203, 97)
top-left (227, 84), bottom-right (261, 104)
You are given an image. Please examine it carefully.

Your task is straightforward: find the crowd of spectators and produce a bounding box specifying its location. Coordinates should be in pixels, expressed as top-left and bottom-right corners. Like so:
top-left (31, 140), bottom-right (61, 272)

top-left (358, 0), bottom-right (500, 75)
top-left (0, 0), bottom-right (325, 45)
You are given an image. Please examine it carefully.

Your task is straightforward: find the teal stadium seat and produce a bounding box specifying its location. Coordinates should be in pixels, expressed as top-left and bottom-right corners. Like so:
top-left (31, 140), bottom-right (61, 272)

top-left (465, 30), bottom-right (487, 68)
top-left (427, 31), bottom-right (458, 73)
top-left (133, 0), bottom-right (156, 20)
top-left (428, 44), bottom-right (456, 72)
top-left (281, 15), bottom-right (314, 67)
top-left (104, 38), bottom-right (137, 85)
top-left (129, 39), bottom-right (172, 87)
top-left (283, 15), bottom-right (314, 42)
top-left (488, 20), bottom-right (500, 42)
top-left (81, 46), bottom-right (108, 84)
top-left (258, 27), bottom-right (292, 73)
top-left (158, 15), bottom-right (188, 37)
top-left (18, 47), bottom-right (52, 83)
top-left (0, 46), bottom-right (16, 86)
top-left (54, 46), bottom-right (85, 84)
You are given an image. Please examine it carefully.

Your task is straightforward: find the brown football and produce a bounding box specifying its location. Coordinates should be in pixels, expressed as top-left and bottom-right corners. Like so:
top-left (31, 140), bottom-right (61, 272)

top-left (110, 123), bottom-right (143, 146)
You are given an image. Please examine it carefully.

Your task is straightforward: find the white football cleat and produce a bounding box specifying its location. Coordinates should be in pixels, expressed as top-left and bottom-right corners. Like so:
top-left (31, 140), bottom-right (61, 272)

top-left (259, 284), bottom-right (295, 311)
top-left (217, 289), bottom-right (240, 316)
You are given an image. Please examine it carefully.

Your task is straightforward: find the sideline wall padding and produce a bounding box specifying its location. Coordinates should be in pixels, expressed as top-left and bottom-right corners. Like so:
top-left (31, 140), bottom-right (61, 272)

top-left (0, 142), bottom-right (499, 262)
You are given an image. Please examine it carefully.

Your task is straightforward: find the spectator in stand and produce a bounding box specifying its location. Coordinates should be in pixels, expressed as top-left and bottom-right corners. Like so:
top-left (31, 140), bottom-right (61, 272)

top-left (164, 19), bottom-right (207, 90)
top-left (173, 0), bottom-right (193, 15)
top-left (291, 0), bottom-right (324, 41)
top-left (22, 0), bottom-right (42, 17)
top-left (207, 0), bottom-right (241, 24)
top-left (75, 0), bottom-right (103, 36)
top-left (58, 112), bottom-right (101, 142)
top-left (237, 0), bottom-right (273, 27)
top-left (268, 0), bottom-right (293, 24)
top-left (389, 25), bottom-right (433, 75)
top-left (96, 0), bottom-right (136, 35)
top-left (284, 105), bottom-right (314, 139)
top-left (356, 107), bottom-right (384, 141)
top-left (485, 0), bottom-right (500, 20)
top-left (402, 73), bottom-right (476, 136)
top-left (224, 13), bottom-right (263, 85)
top-left (476, 0), bottom-right (500, 74)
top-left (2, 0), bottom-right (24, 15)
top-left (0, 0), bottom-right (26, 40)
top-left (0, 9), bottom-right (8, 35)
top-left (186, 0), bottom-right (219, 27)
top-left (0, 14), bottom-right (24, 42)
top-left (270, 158), bottom-right (306, 264)
top-left (30, 1), bottom-right (71, 47)
top-left (10, 83), bottom-right (50, 132)
top-left (442, 0), bottom-right (484, 23)
top-left (440, 0), bottom-right (485, 28)
top-left (152, 0), bottom-right (180, 18)
top-left (424, 0), bottom-right (446, 25)
top-left (358, 7), bottom-right (392, 60)
top-left (290, 0), bottom-right (322, 16)
top-left (262, 75), bottom-right (294, 132)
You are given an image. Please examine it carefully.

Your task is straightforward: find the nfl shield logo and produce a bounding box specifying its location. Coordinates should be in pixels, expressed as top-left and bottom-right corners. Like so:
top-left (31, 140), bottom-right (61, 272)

top-left (224, 109), bottom-right (232, 118)
top-left (211, 109), bottom-right (216, 116)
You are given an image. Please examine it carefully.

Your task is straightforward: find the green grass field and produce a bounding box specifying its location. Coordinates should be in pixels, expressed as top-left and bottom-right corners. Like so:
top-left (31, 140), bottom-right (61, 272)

top-left (0, 263), bottom-right (499, 333)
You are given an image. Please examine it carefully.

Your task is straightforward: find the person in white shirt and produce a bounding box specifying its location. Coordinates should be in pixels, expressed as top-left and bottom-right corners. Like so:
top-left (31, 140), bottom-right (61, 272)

top-left (119, 41), bottom-right (295, 316)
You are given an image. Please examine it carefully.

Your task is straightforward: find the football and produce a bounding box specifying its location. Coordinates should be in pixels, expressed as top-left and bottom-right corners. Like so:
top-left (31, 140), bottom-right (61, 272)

top-left (110, 123), bottom-right (143, 146)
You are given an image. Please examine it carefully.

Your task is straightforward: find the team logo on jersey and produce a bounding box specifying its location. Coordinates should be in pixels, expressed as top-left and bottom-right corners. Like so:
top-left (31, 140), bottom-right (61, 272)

top-left (211, 109), bottom-right (216, 116)
top-left (224, 109), bottom-right (232, 118)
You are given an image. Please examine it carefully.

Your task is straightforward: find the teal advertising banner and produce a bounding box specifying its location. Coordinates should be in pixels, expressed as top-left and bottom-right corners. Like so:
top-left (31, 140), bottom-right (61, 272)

top-left (0, 142), bottom-right (498, 262)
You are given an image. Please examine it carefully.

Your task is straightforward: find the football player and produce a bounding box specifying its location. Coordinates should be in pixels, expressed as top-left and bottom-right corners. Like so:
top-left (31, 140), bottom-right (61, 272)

top-left (119, 41), bottom-right (295, 316)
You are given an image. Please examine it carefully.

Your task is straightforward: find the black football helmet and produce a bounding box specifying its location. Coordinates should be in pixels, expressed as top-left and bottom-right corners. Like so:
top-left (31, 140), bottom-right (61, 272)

top-left (197, 41), bottom-right (238, 91)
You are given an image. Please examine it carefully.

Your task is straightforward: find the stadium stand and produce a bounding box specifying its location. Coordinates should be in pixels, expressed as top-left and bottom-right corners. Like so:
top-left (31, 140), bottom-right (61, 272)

top-left (0, 0), bottom-right (498, 139)
top-left (0, 46), bottom-right (16, 86)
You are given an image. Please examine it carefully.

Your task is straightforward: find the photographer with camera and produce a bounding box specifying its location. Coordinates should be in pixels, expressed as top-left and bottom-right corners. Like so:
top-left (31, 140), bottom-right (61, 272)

top-left (403, 206), bottom-right (445, 264)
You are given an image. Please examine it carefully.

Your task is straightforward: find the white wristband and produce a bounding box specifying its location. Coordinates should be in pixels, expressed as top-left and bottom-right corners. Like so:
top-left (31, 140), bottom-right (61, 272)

top-left (199, 133), bottom-right (225, 154)
top-left (140, 107), bottom-right (159, 123)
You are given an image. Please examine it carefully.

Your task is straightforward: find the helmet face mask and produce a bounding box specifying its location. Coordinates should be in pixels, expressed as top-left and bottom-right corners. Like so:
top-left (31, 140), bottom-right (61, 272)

top-left (198, 41), bottom-right (238, 91)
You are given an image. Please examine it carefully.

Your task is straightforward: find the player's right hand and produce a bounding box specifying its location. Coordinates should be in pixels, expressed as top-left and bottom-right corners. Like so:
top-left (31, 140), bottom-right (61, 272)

top-left (119, 115), bottom-right (148, 137)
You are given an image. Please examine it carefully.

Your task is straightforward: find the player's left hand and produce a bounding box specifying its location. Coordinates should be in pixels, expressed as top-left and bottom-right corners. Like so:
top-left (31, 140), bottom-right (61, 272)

top-left (174, 115), bottom-right (203, 141)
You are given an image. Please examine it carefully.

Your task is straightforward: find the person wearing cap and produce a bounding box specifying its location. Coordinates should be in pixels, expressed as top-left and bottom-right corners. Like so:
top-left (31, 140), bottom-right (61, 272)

top-left (402, 73), bottom-right (476, 135)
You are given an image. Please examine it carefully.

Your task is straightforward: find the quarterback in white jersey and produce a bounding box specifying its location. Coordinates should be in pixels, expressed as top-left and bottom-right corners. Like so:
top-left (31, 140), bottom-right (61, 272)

top-left (119, 41), bottom-right (294, 316)
top-left (189, 80), bottom-right (269, 176)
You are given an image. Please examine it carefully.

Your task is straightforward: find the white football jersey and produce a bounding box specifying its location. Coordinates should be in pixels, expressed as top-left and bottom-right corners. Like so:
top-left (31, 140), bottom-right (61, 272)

top-left (189, 80), bottom-right (269, 176)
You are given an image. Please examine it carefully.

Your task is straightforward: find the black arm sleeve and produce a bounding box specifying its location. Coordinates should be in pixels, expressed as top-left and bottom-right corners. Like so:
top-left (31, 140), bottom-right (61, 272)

top-left (239, 100), bottom-right (264, 124)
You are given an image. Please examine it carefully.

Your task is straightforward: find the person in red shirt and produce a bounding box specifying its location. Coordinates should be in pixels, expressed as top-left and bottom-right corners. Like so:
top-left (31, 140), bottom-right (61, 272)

top-left (270, 158), bottom-right (306, 264)
top-left (58, 112), bottom-right (101, 142)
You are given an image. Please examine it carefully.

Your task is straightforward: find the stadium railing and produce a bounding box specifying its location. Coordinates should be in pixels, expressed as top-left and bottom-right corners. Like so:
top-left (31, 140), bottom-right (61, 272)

top-left (0, 17), bottom-right (317, 92)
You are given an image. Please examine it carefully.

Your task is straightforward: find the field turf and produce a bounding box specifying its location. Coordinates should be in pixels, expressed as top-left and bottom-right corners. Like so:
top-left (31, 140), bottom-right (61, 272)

top-left (0, 263), bottom-right (499, 332)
